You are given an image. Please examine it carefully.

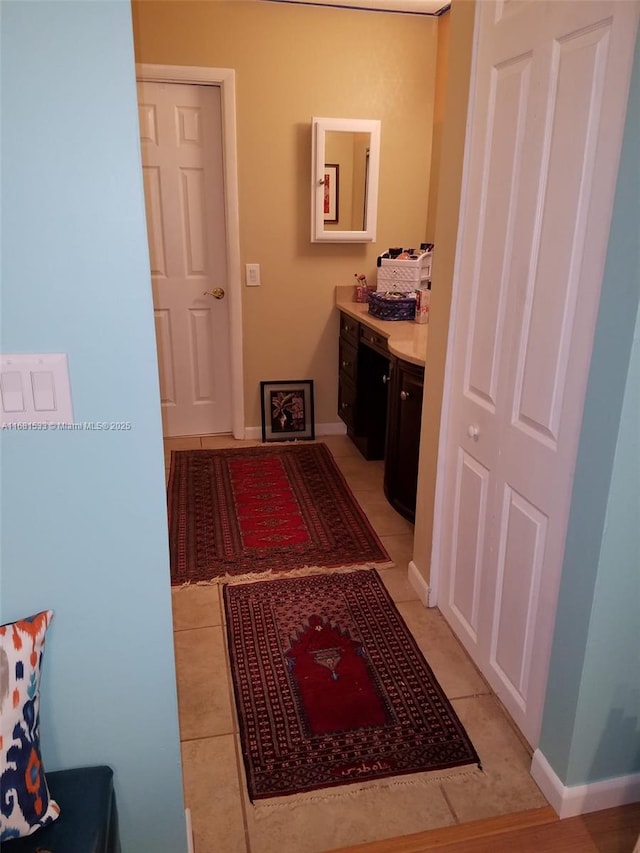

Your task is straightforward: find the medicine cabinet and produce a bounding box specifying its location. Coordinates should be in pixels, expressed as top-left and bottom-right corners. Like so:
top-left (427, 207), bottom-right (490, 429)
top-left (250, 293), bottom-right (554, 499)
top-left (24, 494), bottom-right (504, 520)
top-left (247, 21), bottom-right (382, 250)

top-left (311, 117), bottom-right (381, 243)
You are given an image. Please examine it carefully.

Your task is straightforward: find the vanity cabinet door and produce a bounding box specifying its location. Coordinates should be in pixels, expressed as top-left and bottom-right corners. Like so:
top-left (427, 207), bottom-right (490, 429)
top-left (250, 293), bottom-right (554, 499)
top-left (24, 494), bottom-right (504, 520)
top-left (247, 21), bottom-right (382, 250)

top-left (356, 342), bottom-right (390, 461)
top-left (337, 312), bottom-right (389, 461)
top-left (384, 359), bottom-right (424, 522)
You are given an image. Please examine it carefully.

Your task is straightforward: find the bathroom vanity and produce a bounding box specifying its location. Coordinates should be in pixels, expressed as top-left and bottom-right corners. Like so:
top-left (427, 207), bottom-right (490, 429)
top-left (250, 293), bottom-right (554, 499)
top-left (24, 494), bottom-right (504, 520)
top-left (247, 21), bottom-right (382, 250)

top-left (335, 288), bottom-right (427, 522)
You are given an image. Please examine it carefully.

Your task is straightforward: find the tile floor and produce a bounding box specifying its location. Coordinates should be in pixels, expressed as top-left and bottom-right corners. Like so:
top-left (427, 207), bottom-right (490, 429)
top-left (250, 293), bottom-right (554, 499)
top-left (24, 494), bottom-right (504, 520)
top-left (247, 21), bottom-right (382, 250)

top-left (165, 433), bottom-right (548, 853)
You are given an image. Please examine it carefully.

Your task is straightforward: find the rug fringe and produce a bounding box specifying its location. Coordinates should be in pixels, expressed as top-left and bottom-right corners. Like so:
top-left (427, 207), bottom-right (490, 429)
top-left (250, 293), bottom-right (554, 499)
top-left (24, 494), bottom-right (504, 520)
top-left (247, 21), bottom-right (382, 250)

top-left (175, 562), bottom-right (395, 588)
top-left (250, 764), bottom-right (483, 815)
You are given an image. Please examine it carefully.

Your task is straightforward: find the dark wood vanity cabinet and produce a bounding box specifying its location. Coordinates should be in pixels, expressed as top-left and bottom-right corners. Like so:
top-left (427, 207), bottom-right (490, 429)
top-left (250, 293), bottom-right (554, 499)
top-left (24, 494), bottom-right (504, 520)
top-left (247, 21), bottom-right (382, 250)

top-left (384, 358), bottom-right (425, 523)
top-left (338, 312), bottom-right (389, 460)
top-left (337, 310), bottom-right (424, 521)
top-left (338, 310), bottom-right (424, 518)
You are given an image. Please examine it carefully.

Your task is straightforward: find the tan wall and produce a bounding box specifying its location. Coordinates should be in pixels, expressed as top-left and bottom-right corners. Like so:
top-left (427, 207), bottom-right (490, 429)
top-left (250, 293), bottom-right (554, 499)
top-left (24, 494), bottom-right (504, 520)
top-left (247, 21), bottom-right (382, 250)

top-left (425, 9), bottom-right (450, 242)
top-left (413, 0), bottom-right (476, 585)
top-left (131, 0), bottom-right (438, 429)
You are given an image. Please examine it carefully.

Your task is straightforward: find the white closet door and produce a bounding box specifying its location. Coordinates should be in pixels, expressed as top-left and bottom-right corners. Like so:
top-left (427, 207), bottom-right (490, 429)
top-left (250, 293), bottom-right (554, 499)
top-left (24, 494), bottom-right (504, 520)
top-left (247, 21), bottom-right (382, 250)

top-left (434, 0), bottom-right (639, 746)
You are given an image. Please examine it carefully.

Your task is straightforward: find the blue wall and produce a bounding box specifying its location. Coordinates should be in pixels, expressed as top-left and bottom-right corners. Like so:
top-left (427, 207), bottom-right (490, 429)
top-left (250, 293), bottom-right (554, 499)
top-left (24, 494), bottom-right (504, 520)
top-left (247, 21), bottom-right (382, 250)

top-left (0, 2), bottom-right (187, 850)
top-left (539, 30), bottom-right (640, 787)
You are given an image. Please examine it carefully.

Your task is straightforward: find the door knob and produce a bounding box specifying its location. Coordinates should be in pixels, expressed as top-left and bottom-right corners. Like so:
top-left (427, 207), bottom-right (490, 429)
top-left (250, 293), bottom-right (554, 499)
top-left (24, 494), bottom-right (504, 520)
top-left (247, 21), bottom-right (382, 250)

top-left (467, 424), bottom-right (479, 440)
top-left (400, 390), bottom-right (410, 401)
top-left (203, 288), bottom-right (225, 299)
top-left (382, 374), bottom-right (390, 384)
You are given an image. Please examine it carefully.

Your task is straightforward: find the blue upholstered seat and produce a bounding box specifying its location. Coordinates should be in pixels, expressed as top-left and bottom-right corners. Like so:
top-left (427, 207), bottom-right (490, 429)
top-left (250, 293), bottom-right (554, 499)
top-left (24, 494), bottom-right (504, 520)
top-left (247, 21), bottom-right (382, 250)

top-left (4, 766), bottom-right (120, 853)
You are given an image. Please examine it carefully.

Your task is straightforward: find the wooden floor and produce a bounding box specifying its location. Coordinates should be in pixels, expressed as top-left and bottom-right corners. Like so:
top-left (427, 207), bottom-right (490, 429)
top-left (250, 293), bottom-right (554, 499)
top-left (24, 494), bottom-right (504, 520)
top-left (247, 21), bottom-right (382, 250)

top-left (329, 803), bottom-right (640, 853)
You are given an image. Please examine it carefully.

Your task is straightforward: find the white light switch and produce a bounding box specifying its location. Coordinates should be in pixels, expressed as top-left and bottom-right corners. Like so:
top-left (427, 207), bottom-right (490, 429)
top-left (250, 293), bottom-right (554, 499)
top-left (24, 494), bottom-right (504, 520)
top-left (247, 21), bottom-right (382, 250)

top-left (1, 371), bottom-right (25, 412)
top-left (245, 263), bottom-right (261, 287)
top-left (31, 371), bottom-right (56, 411)
top-left (1, 354), bottom-right (73, 425)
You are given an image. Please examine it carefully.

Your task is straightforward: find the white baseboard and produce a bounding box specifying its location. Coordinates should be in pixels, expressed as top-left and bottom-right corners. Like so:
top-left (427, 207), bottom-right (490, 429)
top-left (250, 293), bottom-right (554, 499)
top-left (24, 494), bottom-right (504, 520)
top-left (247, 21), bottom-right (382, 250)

top-left (316, 421), bottom-right (348, 436)
top-left (531, 749), bottom-right (640, 818)
top-left (408, 560), bottom-right (430, 607)
top-left (244, 422), bottom-right (347, 440)
top-left (185, 808), bottom-right (194, 853)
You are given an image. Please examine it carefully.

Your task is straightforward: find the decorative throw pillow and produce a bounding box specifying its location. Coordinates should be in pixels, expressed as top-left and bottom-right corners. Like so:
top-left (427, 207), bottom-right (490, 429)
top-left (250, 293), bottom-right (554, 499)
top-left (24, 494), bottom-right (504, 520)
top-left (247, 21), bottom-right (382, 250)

top-left (0, 610), bottom-right (60, 841)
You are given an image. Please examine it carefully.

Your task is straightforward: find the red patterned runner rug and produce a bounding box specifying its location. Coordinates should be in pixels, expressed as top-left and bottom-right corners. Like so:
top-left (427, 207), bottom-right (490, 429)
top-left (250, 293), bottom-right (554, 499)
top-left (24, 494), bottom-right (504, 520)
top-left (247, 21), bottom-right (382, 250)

top-left (224, 569), bottom-right (481, 802)
top-left (168, 443), bottom-right (392, 584)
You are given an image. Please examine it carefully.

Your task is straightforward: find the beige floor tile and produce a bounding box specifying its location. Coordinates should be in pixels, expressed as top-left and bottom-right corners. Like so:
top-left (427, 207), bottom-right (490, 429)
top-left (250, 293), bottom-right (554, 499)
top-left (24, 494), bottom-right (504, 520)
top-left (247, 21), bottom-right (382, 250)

top-left (379, 533), bottom-right (414, 570)
top-left (244, 777), bottom-right (456, 853)
top-left (200, 434), bottom-right (261, 450)
top-left (316, 434), bottom-right (362, 459)
top-left (351, 492), bottom-right (414, 537)
top-left (442, 694), bottom-right (548, 823)
top-left (396, 601), bottom-right (490, 700)
top-left (174, 626), bottom-right (235, 740)
top-left (172, 584), bottom-right (222, 631)
top-left (376, 566), bottom-right (419, 604)
top-left (334, 454), bottom-right (385, 492)
top-left (164, 436), bottom-right (203, 465)
top-left (164, 436), bottom-right (204, 449)
top-left (181, 735), bottom-right (247, 853)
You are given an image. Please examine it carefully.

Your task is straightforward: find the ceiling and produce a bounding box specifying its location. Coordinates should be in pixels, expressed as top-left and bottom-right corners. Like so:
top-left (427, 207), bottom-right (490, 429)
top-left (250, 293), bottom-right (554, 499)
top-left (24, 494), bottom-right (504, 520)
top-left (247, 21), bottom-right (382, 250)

top-left (264, 0), bottom-right (450, 15)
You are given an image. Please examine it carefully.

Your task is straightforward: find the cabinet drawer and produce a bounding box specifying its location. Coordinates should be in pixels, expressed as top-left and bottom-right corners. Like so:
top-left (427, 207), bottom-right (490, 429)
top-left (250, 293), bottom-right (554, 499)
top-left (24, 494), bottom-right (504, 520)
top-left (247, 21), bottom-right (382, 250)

top-left (359, 325), bottom-right (389, 357)
top-left (338, 374), bottom-right (357, 430)
top-left (338, 337), bottom-right (357, 383)
top-left (340, 313), bottom-right (359, 346)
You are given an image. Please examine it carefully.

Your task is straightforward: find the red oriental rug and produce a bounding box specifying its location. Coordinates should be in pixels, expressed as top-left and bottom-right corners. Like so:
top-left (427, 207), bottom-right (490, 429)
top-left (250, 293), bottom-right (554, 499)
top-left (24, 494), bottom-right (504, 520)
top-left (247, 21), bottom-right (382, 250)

top-left (168, 443), bottom-right (392, 585)
top-left (223, 569), bottom-right (480, 802)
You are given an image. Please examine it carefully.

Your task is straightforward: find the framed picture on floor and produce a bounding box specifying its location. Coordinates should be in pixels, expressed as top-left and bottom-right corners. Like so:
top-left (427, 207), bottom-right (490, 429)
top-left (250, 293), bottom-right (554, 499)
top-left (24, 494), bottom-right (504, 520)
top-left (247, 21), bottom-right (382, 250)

top-left (260, 380), bottom-right (315, 442)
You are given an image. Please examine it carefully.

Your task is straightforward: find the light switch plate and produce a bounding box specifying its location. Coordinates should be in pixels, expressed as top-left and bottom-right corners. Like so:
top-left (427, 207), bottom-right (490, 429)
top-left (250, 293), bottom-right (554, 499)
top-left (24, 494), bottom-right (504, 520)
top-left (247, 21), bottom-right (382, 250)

top-left (1, 353), bottom-right (73, 425)
top-left (245, 263), bottom-right (261, 286)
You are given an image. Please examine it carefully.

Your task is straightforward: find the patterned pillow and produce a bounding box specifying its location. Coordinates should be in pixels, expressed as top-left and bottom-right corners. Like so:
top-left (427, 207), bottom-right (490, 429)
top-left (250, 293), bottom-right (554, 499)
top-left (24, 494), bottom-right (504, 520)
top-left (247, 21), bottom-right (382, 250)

top-left (0, 610), bottom-right (60, 841)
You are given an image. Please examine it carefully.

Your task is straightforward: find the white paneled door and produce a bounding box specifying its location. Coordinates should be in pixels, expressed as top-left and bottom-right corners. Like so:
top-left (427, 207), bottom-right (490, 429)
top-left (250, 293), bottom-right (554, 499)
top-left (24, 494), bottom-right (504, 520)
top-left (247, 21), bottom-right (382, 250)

top-left (434, 1), bottom-right (639, 747)
top-left (137, 81), bottom-right (231, 437)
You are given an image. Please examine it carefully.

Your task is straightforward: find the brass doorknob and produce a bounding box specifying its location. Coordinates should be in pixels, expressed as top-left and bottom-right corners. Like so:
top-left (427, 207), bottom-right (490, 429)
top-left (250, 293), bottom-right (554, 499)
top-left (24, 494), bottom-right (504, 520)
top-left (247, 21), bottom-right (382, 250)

top-left (203, 288), bottom-right (225, 299)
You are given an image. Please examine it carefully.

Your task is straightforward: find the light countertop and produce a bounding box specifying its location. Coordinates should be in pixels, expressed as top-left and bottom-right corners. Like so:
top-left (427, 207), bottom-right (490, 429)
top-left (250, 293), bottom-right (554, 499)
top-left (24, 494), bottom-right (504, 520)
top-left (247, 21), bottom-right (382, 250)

top-left (335, 286), bottom-right (428, 367)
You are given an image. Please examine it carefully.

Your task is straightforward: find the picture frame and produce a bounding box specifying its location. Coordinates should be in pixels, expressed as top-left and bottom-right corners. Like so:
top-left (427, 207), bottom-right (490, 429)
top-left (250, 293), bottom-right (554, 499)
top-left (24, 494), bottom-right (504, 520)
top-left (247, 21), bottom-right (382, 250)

top-left (260, 380), bottom-right (315, 442)
top-left (362, 148), bottom-right (370, 230)
top-left (323, 164), bottom-right (339, 223)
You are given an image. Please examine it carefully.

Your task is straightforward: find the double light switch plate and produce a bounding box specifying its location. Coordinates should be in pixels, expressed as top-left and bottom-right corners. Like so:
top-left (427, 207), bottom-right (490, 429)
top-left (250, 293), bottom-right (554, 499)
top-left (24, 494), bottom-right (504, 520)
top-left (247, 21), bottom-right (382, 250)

top-left (1, 353), bottom-right (73, 425)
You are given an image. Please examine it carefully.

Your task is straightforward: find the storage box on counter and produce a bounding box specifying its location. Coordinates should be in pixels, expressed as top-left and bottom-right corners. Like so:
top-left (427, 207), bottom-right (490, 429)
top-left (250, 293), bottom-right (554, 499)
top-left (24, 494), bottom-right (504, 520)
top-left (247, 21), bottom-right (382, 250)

top-left (376, 244), bottom-right (433, 293)
top-left (368, 290), bottom-right (417, 321)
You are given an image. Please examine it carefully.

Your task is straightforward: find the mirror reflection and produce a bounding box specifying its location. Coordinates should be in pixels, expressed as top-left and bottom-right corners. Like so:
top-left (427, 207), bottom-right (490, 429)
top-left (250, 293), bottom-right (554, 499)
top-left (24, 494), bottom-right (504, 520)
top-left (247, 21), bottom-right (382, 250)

top-left (324, 131), bottom-right (370, 232)
top-left (311, 117), bottom-right (380, 243)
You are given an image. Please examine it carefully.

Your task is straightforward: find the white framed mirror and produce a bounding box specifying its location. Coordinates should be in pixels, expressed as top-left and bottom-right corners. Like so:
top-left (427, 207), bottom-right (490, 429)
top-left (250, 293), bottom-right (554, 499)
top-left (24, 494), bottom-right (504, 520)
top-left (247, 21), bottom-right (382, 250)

top-left (311, 117), bottom-right (381, 243)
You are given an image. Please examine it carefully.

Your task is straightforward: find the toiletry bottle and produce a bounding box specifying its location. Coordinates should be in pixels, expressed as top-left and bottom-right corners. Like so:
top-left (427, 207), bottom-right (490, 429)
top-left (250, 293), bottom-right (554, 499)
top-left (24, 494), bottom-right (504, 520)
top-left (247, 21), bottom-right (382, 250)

top-left (415, 279), bottom-right (431, 324)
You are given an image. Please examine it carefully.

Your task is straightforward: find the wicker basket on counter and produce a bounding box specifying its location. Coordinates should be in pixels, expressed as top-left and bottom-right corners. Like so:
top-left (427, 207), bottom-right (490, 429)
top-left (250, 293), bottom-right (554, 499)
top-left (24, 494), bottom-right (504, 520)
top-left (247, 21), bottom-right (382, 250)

top-left (367, 291), bottom-right (416, 321)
